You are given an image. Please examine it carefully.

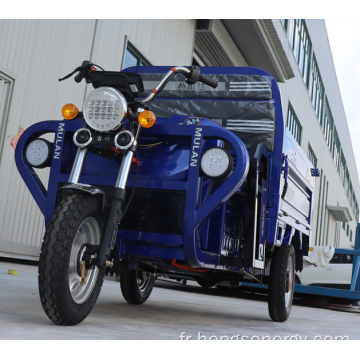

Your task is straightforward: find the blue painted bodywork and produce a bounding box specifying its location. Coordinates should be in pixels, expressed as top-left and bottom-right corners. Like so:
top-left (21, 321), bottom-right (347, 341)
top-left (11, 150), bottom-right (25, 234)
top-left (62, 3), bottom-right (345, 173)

top-left (15, 66), bottom-right (315, 272)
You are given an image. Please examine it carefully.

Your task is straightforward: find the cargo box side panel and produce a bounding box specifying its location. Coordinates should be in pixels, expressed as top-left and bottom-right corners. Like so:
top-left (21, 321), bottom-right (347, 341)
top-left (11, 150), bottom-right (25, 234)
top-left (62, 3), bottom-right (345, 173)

top-left (281, 129), bottom-right (315, 230)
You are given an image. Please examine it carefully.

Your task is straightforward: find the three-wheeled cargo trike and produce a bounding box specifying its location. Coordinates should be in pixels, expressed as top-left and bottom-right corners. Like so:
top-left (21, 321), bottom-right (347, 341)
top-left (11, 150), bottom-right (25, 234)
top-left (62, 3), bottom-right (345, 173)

top-left (15, 61), bottom-right (317, 325)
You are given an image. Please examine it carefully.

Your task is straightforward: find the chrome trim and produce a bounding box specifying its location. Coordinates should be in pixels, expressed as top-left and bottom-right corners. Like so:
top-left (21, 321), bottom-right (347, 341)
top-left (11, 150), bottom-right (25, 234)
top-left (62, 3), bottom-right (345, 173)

top-left (114, 130), bottom-right (134, 150)
top-left (68, 147), bottom-right (87, 184)
top-left (229, 81), bottom-right (271, 92)
top-left (73, 128), bottom-right (92, 148)
top-left (115, 151), bottom-right (134, 189)
top-left (142, 67), bottom-right (191, 104)
top-left (226, 119), bottom-right (275, 133)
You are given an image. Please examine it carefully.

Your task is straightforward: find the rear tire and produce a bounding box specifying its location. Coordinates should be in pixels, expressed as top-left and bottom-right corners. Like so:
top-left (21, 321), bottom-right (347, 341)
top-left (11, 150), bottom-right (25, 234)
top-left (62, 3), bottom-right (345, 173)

top-left (195, 274), bottom-right (219, 288)
top-left (268, 244), bottom-right (295, 322)
top-left (120, 266), bottom-right (155, 304)
top-left (38, 193), bottom-right (105, 325)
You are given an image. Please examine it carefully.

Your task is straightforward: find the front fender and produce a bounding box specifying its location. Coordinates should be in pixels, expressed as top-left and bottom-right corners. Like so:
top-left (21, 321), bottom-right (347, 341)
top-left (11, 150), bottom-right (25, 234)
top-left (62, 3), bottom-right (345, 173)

top-left (61, 183), bottom-right (108, 211)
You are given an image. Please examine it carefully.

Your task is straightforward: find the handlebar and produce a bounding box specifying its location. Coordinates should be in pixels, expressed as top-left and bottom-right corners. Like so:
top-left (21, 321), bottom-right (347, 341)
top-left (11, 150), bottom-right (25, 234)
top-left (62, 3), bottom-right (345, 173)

top-left (199, 74), bottom-right (218, 88)
top-left (59, 62), bottom-right (218, 105)
top-left (59, 60), bottom-right (104, 83)
top-left (74, 71), bottom-right (85, 83)
top-left (141, 67), bottom-right (189, 103)
top-left (141, 66), bottom-right (218, 104)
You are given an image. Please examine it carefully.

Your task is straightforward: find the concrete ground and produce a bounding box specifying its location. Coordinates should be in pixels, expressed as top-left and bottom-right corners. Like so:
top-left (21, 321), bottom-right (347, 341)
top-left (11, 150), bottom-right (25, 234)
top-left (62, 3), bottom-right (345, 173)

top-left (1, 260), bottom-right (359, 340)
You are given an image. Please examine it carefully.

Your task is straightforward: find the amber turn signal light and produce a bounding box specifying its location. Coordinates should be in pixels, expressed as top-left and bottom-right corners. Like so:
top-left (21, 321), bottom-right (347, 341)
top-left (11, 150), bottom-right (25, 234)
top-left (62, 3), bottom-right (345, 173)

top-left (138, 111), bottom-right (156, 128)
top-left (62, 103), bottom-right (79, 120)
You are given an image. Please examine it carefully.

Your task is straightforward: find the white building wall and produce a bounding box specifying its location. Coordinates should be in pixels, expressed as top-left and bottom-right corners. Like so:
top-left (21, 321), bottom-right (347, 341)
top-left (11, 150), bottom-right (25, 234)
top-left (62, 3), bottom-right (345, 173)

top-left (0, 19), bottom-right (196, 259)
top-left (92, 19), bottom-right (195, 70)
top-left (0, 19), bottom-right (96, 259)
top-left (274, 19), bottom-right (360, 248)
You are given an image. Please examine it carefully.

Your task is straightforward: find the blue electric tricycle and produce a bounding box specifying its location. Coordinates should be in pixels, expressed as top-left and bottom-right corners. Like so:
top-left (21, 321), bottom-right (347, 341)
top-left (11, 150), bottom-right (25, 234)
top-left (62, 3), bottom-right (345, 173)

top-left (15, 61), bottom-right (317, 325)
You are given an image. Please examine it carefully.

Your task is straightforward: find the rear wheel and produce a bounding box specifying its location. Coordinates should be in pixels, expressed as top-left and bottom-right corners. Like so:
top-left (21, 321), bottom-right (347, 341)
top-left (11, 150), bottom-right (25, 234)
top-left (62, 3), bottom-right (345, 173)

top-left (268, 244), bottom-right (295, 322)
top-left (38, 194), bottom-right (105, 325)
top-left (194, 274), bottom-right (219, 288)
top-left (120, 266), bottom-right (155, 304)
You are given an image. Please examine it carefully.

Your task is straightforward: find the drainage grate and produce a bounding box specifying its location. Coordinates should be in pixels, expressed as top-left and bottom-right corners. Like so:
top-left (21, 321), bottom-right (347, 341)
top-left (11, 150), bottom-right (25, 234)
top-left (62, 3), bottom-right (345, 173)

top-left (120, 188), bottom-right (186, 235)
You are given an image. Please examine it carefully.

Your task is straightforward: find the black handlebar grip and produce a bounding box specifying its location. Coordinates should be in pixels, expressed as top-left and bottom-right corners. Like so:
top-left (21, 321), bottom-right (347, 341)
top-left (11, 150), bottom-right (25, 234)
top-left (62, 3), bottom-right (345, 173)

top-left (74, 72), bottom-right (84, 83)
top-left (199, 74), bottom-right (218, 89)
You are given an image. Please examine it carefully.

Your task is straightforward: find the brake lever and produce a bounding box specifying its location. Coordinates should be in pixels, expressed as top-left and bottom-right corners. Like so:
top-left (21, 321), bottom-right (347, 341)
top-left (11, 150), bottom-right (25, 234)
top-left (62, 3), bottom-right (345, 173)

top-left (59, 60), bottom-right (98, 83)
top-left (59, 67), bottom-right (81, 82)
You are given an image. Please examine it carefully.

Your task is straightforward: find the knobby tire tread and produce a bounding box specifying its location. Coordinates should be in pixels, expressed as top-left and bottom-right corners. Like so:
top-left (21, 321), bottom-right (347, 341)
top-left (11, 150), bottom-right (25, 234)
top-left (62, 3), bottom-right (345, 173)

top-left (268, 244), bottom-right (295, 322)
top-left (38, 194), bottom-right (104, 325)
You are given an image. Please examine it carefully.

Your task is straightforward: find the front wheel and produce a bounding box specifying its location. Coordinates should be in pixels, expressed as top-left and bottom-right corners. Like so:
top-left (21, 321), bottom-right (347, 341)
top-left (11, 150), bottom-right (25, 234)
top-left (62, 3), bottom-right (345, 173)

top-left (120, 266), bottom-right (155, 304)
top-left (38, 194), bottom-right (105, 325)
top-left (268, 244), bottom-right (295, 322)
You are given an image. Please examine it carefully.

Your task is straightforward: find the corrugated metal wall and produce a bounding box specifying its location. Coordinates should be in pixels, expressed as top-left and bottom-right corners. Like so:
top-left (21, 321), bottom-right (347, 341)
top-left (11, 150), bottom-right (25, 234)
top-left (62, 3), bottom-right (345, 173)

top-left (93, 19), bottom-right (195, 69)
top-left (0, 19), bottom-right (196, 260)
top-left (0, 19), bottom-right (96, 259)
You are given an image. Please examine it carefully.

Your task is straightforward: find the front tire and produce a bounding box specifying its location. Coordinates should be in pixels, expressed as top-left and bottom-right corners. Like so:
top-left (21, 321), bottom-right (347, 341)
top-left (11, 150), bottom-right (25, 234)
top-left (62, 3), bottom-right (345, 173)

top-left (268, 244), bottom-right (295, 322)
top-left (120, 266), bottom-right (155, 304)
top-left (39, 194), bottom-right (105, 325)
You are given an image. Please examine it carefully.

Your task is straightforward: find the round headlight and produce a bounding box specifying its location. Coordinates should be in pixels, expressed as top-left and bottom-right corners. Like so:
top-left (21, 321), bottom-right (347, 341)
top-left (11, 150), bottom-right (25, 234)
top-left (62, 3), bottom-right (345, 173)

top-left (25, 139), bottom-right (53, 168)
top-left (200, 147), bottom-right (233, 179)
top-left (83, 87), bottom-right (127, 132)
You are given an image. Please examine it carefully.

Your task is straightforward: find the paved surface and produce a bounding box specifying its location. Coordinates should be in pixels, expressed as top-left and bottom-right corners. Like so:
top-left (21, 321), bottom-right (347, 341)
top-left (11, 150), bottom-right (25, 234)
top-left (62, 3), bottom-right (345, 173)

top-left (1, 260), bottom-right (359, 340)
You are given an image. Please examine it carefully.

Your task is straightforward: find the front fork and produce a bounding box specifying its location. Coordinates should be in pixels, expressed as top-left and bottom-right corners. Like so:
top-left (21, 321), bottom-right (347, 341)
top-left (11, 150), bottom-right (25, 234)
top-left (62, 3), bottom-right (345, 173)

top-left (68, 123), bottom-right (140, 269)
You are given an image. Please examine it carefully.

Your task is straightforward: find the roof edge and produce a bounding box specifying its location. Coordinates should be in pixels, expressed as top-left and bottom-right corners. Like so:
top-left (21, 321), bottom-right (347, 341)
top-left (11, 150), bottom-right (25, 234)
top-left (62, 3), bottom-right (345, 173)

top-left (254, 19), bottom-right (295, 81)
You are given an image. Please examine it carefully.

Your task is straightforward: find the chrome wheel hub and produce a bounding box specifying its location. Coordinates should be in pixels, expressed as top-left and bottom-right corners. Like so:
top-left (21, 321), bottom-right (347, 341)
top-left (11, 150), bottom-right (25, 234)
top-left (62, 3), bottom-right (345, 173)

top-left (137, 271), bottom-right (153, 293)
top-left (285, 255), bottom-right (294, 311)
top-left (68, 217), bottom-right (101, 304)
